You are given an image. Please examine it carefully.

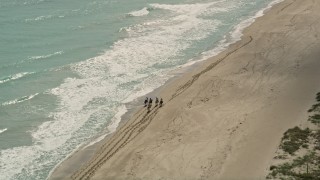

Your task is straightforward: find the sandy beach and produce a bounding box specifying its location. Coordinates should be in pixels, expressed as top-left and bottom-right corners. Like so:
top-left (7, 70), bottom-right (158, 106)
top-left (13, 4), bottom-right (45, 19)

top-left (50, 0), bottom-right (320, 179)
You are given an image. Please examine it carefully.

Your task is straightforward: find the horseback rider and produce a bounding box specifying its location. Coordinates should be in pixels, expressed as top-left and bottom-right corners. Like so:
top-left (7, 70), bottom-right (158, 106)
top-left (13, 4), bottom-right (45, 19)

top-left (159, 98), bottom-right (163, 107)
top-left (144, 97), bottom-right (148, 107)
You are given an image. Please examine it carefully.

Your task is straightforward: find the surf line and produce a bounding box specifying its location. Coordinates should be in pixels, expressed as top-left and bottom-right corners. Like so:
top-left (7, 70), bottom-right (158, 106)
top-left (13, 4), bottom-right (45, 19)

top-left (0, 128), bottom-right (8, 134)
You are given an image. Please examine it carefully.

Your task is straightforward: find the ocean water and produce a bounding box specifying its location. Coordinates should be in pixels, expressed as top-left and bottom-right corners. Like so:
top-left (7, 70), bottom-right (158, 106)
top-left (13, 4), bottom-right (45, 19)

top-left (0, 0), bottom-right (282, 179)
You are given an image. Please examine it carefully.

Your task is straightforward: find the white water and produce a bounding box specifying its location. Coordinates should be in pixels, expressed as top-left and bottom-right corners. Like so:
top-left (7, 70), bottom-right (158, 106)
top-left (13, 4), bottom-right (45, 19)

top-left (0, 72), bottom-right (34, 84)
top-left (0, 128), bottom-right (7, 135)
top-left (28, 51), bottom-right (64, 61)
top-left (2, 93), bottom-right (39, 106)
top-left (127, 7), bottom-right (150, 17)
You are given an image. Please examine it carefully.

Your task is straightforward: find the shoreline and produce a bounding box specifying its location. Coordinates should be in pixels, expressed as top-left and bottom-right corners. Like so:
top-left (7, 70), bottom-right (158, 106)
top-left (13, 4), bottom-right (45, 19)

top-left (49, 0), bottom-right (320, 179)
top-left (49, 0), bottom-right (279, 177)
top-left (48, 1), bottom-right (281, 178)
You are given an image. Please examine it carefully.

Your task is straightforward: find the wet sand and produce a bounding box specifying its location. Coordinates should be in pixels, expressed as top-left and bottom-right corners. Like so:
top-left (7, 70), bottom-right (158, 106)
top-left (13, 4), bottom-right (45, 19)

top-left (50, 0), bottom-right (320, 179)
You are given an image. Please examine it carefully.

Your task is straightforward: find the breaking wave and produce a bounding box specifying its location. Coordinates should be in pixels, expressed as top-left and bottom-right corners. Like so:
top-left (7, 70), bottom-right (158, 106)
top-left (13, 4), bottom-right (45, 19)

top-left (0, 128), bottom-right (7, 134)
top-left (2, 93), bottom-right (39, 106)
top-left (28, 51), bottom-right (64, 61)
top-left (127, 7), bottom-right (150, 17)
top-left (0, 72), bottom-right (34, 84)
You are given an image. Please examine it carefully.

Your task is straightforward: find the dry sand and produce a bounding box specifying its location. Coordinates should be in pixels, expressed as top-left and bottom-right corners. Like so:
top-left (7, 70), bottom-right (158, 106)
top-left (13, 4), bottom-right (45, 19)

top-left (50, 0), bottom-right (320, 179)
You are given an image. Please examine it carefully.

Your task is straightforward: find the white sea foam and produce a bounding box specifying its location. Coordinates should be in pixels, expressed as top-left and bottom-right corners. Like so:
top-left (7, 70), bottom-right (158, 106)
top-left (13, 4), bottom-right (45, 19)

top-left (150, 1), bottom-right (227, 15)
top-left (25, 14), bottom-right (65, 22)
top-left (181, 0), bottom-right (285, 67)
top-left (25, 15), bottom-right (53, 22)
top-left (0, 128), bottom-right (7, 134)
top-left (45, 2), bottom-right (224, 177)
top-left (230, 0), bottom-right (285, 41)
top-left (0, 146), bottom-right (36, 180)
top-left (0, 72), bottom-right (34, 84)
top-left (2, 93), bottom-right (39, 106)
top-left (127, 7), bottom-right (150, 17)
top-left (28, 51), bottom-right (63, 61)
top-left (83, 105), bottom-right (127, 149)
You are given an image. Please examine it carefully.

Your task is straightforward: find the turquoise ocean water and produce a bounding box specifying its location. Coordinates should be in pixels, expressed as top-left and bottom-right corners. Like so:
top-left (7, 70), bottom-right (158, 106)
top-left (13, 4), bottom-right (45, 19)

top-left (0, 0), bottom-right (282, 179)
